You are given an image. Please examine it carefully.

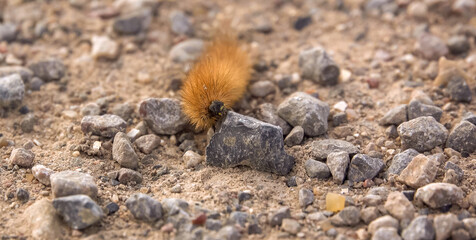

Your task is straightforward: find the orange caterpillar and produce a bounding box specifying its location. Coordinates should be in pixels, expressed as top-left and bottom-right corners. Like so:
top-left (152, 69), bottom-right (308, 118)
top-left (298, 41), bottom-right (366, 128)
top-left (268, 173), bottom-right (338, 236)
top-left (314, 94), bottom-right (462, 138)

top-left (180, 33), bottom-right (251, 130)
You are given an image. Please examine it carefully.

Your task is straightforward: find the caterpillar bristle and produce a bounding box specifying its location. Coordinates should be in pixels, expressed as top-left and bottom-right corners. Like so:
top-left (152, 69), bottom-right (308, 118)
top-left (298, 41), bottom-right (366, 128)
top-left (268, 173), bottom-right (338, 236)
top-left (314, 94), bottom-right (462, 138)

top-left (180, 32), bottom-right (251, 130)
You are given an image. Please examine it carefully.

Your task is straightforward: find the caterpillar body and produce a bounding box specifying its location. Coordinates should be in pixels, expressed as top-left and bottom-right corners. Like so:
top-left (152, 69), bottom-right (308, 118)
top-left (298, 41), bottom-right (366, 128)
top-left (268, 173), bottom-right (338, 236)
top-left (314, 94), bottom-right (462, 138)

top-left (180, 34), bottom-right (251, 130)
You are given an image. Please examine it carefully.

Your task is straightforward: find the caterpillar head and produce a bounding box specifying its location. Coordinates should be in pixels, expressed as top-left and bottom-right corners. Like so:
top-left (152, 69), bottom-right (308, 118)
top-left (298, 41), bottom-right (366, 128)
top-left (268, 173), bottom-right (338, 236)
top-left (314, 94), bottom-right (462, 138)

top-left (208, 100), bottom-right (227, 118)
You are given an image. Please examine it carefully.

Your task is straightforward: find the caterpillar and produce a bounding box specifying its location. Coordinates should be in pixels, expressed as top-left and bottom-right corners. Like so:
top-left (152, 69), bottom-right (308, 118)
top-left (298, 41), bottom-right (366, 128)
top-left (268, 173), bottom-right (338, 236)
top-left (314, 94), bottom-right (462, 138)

top-left (180, 33), bottom-right (251, 130)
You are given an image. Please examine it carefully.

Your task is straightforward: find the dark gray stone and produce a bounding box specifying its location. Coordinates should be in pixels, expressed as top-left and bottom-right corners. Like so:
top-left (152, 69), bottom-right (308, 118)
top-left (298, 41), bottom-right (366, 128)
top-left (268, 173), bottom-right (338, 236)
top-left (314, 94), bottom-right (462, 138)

top-left (402, 216), bottom-right (435, 240)
top-left (0, 23), bottom-right (17, 42)
top-left (397, 116), bottom-right (448, 152)
top-left (118, 168), bottom-right (143, 185)
top-left (305, 159), bottom-right (331, 179)
top-left (333, 112), bottom-right (348, 126)
top-left (379, 105), bottom-right (407, 126)
top-left (257, 103), bottom-right (291, 135)
top-left (113, 9), bottom-right (151, 35)
top-left (446, 121), bottom-right (476, 154)
top-left (112, 103), bottom-right (134, 121)
top-left (330, 206), bottom-right (361, 226)
top-left (229, 211), bottom-right (248, 227)
top-left (30, 77), bottom-right (44, 91)
top-left (278, 92), bottom-right (330, 136)
top-left (268, 207), bottom-right (291, 227)
top-left (299, 47), bottom-right (340, 85)
top-left (284, 126), bottom-right (304, 147)
top-left (462, 112), bottom-right (476, 125)
top-left (447, 75), bottom-right (472, 103)
top-left (385, 125), bottom-right (399, 138)
top-left (206, 111), bottom-right (295, 175)
top-left (81, 114), bottom-right (127, 138)
top-left (169, 10), bottom-right (193, 36)
top-left (327, 151), bottom-right (349, 184)
top-left (50, 171), bottom-right (98, 198)
top-left (408, 100), bottom-right (442, 122)
top-left (139, 98), bottom-right (188, 135)
top-left (16, 188), bottom-right (29, 203)
top-left (206, 219), bottom-right (222, 231)
top-left (299, 188), bottom-right (314, 208)
top-left (28, 60), bottom-right (65, 82)
top-left (448, 35), bottom-right (470, 55)
top-left (125, 193), bottom-right (163, 222)
top-left (113, 132), bottom-right (139, 169)
top-left (53, 194), bottom-right (103, 230)
top-left (309, 139), bottom-right (359, 161)
top-left (0, 74), bottom-right (24, 108)
top-left (347, 154), bottom-right (384, 182)
top-left (386, 148), bottom-right (419, 176)
top-left (445, 161), bottom-right (464, 182)
top-left (238, 191), bottom-right (252, 203)
top-left (105, 202), bottom-right (119, 215)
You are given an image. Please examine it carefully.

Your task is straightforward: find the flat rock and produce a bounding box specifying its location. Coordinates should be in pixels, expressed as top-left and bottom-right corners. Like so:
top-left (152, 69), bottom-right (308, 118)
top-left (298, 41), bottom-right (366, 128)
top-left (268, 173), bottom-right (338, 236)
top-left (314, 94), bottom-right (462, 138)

top-left (0, 74), bottom-right (24, 108)
top-left (169, 39), bottom-right (204, 63)
top-left (50, 171), bottom-right (98, 198)
top-left (32, 164), bottom-right (54, 186)
top-left (368, 215), bottom-right (399, 235)
top-left (326, 151), bottom-right (350, 184)
top-left (135, 134), bottom-right (161, 154)
top-left (53, 194), bottom-right (103, 230)
top-left (309, 139), bottom-right (359, 161)
top-left (299, 188), bottom-right (314, 208)
top-left (379, 105), bottom-right (407, 126)
top-left (9, 148), bottom-right (34, 168)
top-left (402, 216), bottom-right (435, 240)
top-left (398, 154), bottom-right (438, 189)
top-left (126, 193), bottom-right (163, 222)
top-left (113, 132), bottom-right (139, 169)
top-left (415, 183), bottom-right (464, 208)
top-left (384, 192), bottom-right (415, 221)
top-left (284, 126), bottom-right (304, 147)
top-left (407, 100), bottom-right (442, 122)
top-left (206, 111), bottom-right (295, 175)
top-left (386, 148), bottom-right (419, 176)
top-left (330, 206), bottom-right (361, 226)
top-left (277, 92), bottom-right (330, 136)
top-left (305, 159), bottom-right (331, 179)
top-left (269, 207), bottom-right (291, 227)
top-left (118, 168), bottom-right (143, 185)
top-left (24, 199), bottom-right (67, 240)
top-left (28, 59), bottom-right (65, 81)
top-left (347, 154), bottom-right (384, 183)
top-left (81, 114), bottom-right (127, 138)
top-left (446, 121), bottom-right (476, 154)
top-left (257, 103), bottom-right (291, 135)
top-left (397, 116), bottom-right (448, 152)
top-left (139, 98), bottom-right (188, 135)
top-left (434, 213), bottom-right (459, 240)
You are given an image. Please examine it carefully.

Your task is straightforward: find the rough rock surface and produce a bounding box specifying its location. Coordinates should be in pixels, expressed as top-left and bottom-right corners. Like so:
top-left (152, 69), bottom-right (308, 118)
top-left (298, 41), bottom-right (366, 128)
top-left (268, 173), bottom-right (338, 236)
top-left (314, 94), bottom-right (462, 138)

top-left (139, 98), bottom-right (188, 135)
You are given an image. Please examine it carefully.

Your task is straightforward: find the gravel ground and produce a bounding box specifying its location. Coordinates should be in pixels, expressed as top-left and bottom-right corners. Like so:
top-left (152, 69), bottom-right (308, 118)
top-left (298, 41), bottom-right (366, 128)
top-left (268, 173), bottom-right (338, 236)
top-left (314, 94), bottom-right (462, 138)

top-left (1, 0), bottom-right (476, 239)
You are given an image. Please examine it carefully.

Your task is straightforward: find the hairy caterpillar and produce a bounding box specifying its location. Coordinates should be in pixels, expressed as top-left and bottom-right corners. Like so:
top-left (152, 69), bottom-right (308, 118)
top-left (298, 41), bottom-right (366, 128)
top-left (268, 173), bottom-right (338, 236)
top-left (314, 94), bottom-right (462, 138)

top-left (180, 33), bottom-right (251, 130)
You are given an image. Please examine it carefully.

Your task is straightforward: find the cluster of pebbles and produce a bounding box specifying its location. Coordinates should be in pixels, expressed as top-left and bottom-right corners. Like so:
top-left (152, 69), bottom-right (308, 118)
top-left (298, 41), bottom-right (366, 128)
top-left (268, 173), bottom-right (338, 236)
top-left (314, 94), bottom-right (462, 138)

top-left (1, 0), bottom-right (476, 239)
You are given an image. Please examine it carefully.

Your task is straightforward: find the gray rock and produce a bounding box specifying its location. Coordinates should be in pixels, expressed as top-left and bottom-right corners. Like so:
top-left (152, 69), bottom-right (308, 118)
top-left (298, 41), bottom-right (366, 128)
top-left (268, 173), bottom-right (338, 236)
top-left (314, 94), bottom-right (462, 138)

top-left (206, 219), bottom-right (222, 231)
top-left (415, 33), bottom-right (449, 60)
top-left (229, 211), bottom-right (248, 227)
top-left (347, 154), bottom-right (384, 183)
top-left (363, 194), bottom-right (384, 206)
top-left (397, 116), bottom-right (448, 152)
top-left (299, 47), bottom-right (340, 85)
top-left (53, 194), bottom-right (103, 230)
top-left (81, 103), bottom-right (100, 116)
top-left (113, 9), bottom-right (151, 35)
top-left (16, 188), bottom-right (29, 203)
top-left (386, 148), bottom-right (419, 176)
top-left (28, 60), bottom-right (65, 82)
top-left (415, 183), bottom-right (464, 208)
top-left (365, 0), bottom-right (397, 13)
top-left (277, 92), bottom-right (330, 136)
top-left (333, 112), bottom-right (348, 126)
top-left (309, 139), bottom-right (359, 161)
top-left (169, 10), bottom-right (193, 36)
top-left (307, 212), bottom-right (327, 222)
top-left (135, 134), bottom-right (161, 154)
top-left (379, 105), bottom-right (407, 126)
top-left (462, 218), bottom-right (476, 239)
top-left (372, 227), bottom-right (402, 240)
top-left (398, 154), bottom-right (438, 189)
top-left (0, 66), bottom-right (33, 83)
top-left (305, 159), bottom-right (331, 179)
top-left (32, 164), bottom-right (54, 186)
top-left (0, 23), bottom-right (17, 42)
top-left (126, 193), bottom-right (163, 222)
top-left (330, 206), bottom-right (361, 226)
top-left (402, 216), bottom-right (435, 240)
top-left (446, 121), bottom-right (476, 154)
top-left (269, 207), bottom-right (291, 227)
top-left (360, 207), bottom-right (381, 224)
top-left (112, 103), bottom-right (134, 121)
top-left (184, 150), bottom-right (203, 169)
top-left (448, 35), bottom-right (470, 55)
top-left (0, 74), bottom-right (24, 108)
top-left (81, 114), bottom-right (127, 138)
top-left (299, 188), bottom-right (314, 208)
top-left (127, 121), bottom-right (148, 141)
top-left (284, 126), bottom-right (304, 147)
top-left (161, 198), bottom-right (189, 215)
top-left (434, 213), bottom-right (459, 240)
top-left (113, 132), bottom-right (139, 169)
top-left (368, 215), bottom-right (399, 235)
top-left (282, 218), bottom-right (301, 235)
top-left (206, 111), bottom-right (295, 175)
top-left (257, 103), bottom-right (291, 135)
top-left (50, 171), bottom-right (98, 198)
top-left (447, 75), bottom-right (472, 103)
top-left (24, 199), bottom-right (67, 240)
top-left (9, 148), bottom-right (34, 168)
top-left (139, 98), bottom-right (187, 135)
top-left (20, 114), bottom-right (36, 133)
top-left (384, 192), bottom-right (415, 221)
top-left (217, 226), bottom-right (241, 240)
top-left (169, 39), bottom-right (204, 63)
top-left (249, 80), bottom-right (276, 97)
top-left (118, 168), bottom-right (143, 185)
top-left (408, 100), bottom-right (442, 122)
top-left (462, 112), bottom-right (476, 125)
top-left (326, 151), bottom-right (350, 184)
top-left (444, 161), bottom-right (463, 182)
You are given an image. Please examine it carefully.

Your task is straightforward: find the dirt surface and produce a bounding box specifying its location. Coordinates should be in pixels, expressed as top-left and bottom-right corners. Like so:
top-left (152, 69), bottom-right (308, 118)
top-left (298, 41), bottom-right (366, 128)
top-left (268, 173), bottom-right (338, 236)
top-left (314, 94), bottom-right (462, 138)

top-left (1, 0), bottom-right (476, 239)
